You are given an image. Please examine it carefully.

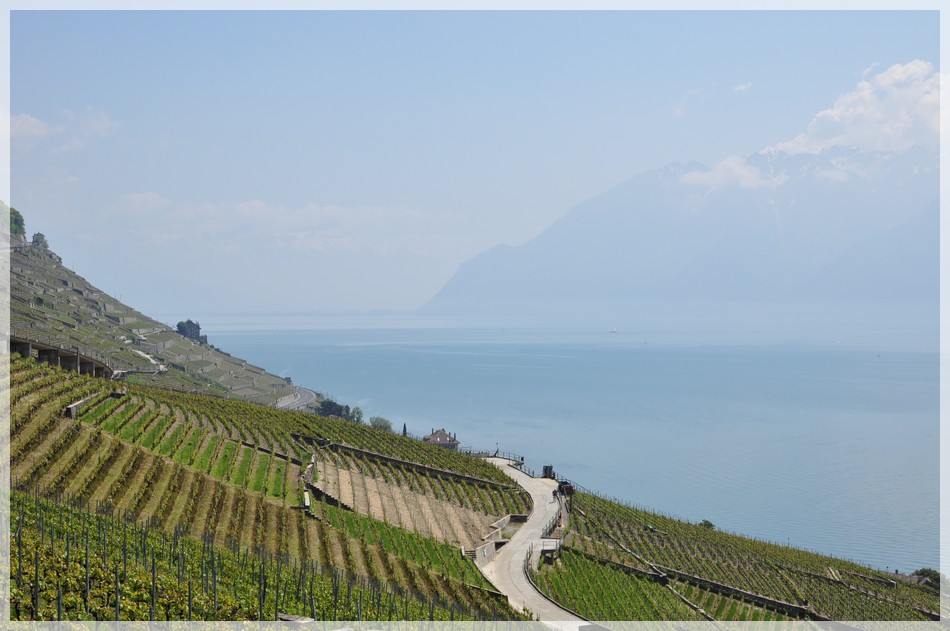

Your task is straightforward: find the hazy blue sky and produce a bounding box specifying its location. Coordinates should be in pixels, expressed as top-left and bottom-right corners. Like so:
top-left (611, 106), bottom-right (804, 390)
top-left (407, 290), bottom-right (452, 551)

top-left (10, 10), bottom-right (940, 319)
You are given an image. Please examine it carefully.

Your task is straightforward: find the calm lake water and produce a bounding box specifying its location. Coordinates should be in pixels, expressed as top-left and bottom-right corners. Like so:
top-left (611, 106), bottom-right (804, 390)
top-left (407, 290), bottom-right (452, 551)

top-left (209, 327), bottom-right (938, 573)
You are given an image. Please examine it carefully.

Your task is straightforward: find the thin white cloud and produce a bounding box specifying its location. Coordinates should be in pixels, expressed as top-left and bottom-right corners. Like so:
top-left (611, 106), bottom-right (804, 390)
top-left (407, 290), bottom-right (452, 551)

top-left (861, 62), bottom-right (880, 78)
top-left (11, 113), bottom-right (51, 139)
top-left (770, 60), bottom-right (939, 155)
top-left (732, 82), bottom-right (753, 93)
top-left (680, 155), bottom-right (787, 189)
top-left (52, 108), bottom-right (120, 154)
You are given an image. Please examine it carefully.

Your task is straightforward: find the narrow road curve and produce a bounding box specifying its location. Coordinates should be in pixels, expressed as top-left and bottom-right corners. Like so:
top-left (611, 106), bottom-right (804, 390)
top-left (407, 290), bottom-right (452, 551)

top-left (276, 386), bottom-right (318, 410)
top-left (480, 457), bottom-right (587, 630)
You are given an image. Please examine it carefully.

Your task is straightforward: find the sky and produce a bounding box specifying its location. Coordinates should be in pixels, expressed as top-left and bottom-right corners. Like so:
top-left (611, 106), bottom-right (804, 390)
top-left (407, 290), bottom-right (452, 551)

top-left (8, 9), bottom-right (941, 320)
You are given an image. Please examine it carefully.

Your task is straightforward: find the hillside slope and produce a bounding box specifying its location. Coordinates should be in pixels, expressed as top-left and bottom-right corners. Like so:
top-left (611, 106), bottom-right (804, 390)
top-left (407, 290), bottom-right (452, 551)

top-left (10, 228), bottom-right (299, 406)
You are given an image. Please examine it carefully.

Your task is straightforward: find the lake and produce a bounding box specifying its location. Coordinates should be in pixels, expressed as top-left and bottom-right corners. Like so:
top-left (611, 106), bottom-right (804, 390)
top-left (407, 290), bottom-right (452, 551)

top-left (209, 326), bottom-right (938, 573)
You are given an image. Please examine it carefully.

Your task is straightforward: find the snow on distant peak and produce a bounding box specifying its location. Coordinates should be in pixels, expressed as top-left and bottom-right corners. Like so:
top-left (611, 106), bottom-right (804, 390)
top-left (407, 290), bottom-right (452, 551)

top-left (680, 155), bottom-right (788, 190)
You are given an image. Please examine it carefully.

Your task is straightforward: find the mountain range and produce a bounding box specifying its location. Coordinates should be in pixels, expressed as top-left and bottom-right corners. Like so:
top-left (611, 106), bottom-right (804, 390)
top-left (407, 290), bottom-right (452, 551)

top-left (423, 145), bottom-right (938, 340)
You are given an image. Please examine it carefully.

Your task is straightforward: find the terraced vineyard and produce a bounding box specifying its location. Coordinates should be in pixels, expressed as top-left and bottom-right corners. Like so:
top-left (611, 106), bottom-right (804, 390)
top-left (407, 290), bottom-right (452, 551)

top-left (143, 386), bottom-right (518, 487)
top-left (314, 447), bottom-right (529, 550)
top-left (9, 355), bottom-right (523, 621)
top-left (533, 547), bottom-right (703, 620)
top-left (10, 489), bottom-right (487, 621)
top-left (673, 581), bottom-right (792, 621)
top-left (531, 491), bottom-right (939, 621)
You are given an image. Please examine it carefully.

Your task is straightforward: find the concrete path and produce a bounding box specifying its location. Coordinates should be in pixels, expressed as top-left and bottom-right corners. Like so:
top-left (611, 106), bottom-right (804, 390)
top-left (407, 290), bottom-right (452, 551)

top-left (480, 457), bottom-right (587, 630)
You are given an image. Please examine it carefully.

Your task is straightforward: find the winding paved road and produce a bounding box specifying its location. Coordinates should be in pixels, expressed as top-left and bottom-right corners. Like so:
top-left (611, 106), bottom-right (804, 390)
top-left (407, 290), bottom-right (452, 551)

top-left (480, 457), bottom-right (587, 630)
top-left (276, 386), bottom-right (318, 410)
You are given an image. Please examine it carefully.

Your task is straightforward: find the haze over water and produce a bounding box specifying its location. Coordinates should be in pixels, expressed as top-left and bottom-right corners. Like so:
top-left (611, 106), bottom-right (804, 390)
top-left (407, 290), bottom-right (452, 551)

top-left (211, 324), bottom-right (938, 574)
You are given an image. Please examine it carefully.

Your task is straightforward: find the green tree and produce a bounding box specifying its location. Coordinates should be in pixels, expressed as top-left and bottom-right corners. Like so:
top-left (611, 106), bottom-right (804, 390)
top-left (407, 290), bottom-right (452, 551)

top-left (318, 399), bottom-right (363, 422)
top-left (699, 519), bottom-right (715, 530)
top-left (9, 206), bottom-right (25, 237)
top-left (369, 416), bottom-right (393, 432)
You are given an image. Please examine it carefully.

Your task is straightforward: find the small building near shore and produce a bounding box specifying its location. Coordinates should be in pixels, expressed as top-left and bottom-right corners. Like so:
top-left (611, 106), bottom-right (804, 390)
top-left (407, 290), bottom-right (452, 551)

top-left (424, 428), bottom-right (460, 451)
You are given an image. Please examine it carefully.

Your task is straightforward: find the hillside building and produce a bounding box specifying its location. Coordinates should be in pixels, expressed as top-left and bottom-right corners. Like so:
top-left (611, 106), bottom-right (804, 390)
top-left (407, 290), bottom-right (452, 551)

top-left (177, 319), bottom-right (201, 341)
top-left (424, 428), bottom-right (460, 451)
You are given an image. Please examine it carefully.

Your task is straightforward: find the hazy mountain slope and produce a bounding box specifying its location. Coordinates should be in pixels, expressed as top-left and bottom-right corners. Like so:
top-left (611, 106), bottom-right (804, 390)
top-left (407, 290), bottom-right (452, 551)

top-left (798, 198), bottom-right (938, 302)
top-left (424, 147), bottom-right (938, 324)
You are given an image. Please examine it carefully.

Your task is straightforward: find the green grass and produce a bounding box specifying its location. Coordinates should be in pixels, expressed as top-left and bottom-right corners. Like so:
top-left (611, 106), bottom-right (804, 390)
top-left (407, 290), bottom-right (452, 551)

top-left (268, 458), bottom-right (286, 499)
top-left (101, 401), bottom-right (144, 434)
top-left (725, 600), bottom-right (738, 619)
top-left (212, 441), bottom-right (237, 479)
top-left (158, 423), bottom-right (185, 456)
top-left (250, 453), bottom-right (271, 493)
top-left (173, 429), bottom-right (205, 466)
top-left (231, 447), bottom-right (254, 487)
top-left (140, 414), bottom-right (173, 449)
top-left (119, 408), bottom-right (157, 442)
top-left (194, 434), bottom-right (220, 473)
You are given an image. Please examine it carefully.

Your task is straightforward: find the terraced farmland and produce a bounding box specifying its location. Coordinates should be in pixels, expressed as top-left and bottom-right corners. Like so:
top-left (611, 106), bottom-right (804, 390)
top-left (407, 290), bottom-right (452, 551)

top-left (9, 355), bottom-right (523, 620)
top-left (531, 491), bottom-right (939, 621)
top-left (138, 386), bottom-right (518, 487)
top-left (673, 581), bottom-right (792, 621)
top-left (315, 454), bottom-right (500, 550)
top-left (10, 489), bottom-right (492, 621)
top-left (532, 547), bottom-right (703, 621)
top-left (312, 445), bottom-right (529, 549)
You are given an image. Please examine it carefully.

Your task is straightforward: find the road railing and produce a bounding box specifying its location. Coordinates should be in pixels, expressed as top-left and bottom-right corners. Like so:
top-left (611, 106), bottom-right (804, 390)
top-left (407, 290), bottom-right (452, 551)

top-left (540, 509), bottom-right (561, 539)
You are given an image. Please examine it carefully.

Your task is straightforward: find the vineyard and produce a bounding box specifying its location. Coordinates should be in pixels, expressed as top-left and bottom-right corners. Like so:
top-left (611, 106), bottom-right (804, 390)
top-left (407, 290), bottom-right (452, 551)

top-left (314, 448), bottom-right (529, 550)
top-left (10, 352), bottom-right (941, 622)
top-left (133, 384), bottom-right (519, 488)
top-left (532, 547), bottom-right (704, 621)
top-left (10, 488), bottom-right (494, 621)
top-left (530, 491), bottom-right (939, 621)
top-left (9, 355), bottom-right (524, 620)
